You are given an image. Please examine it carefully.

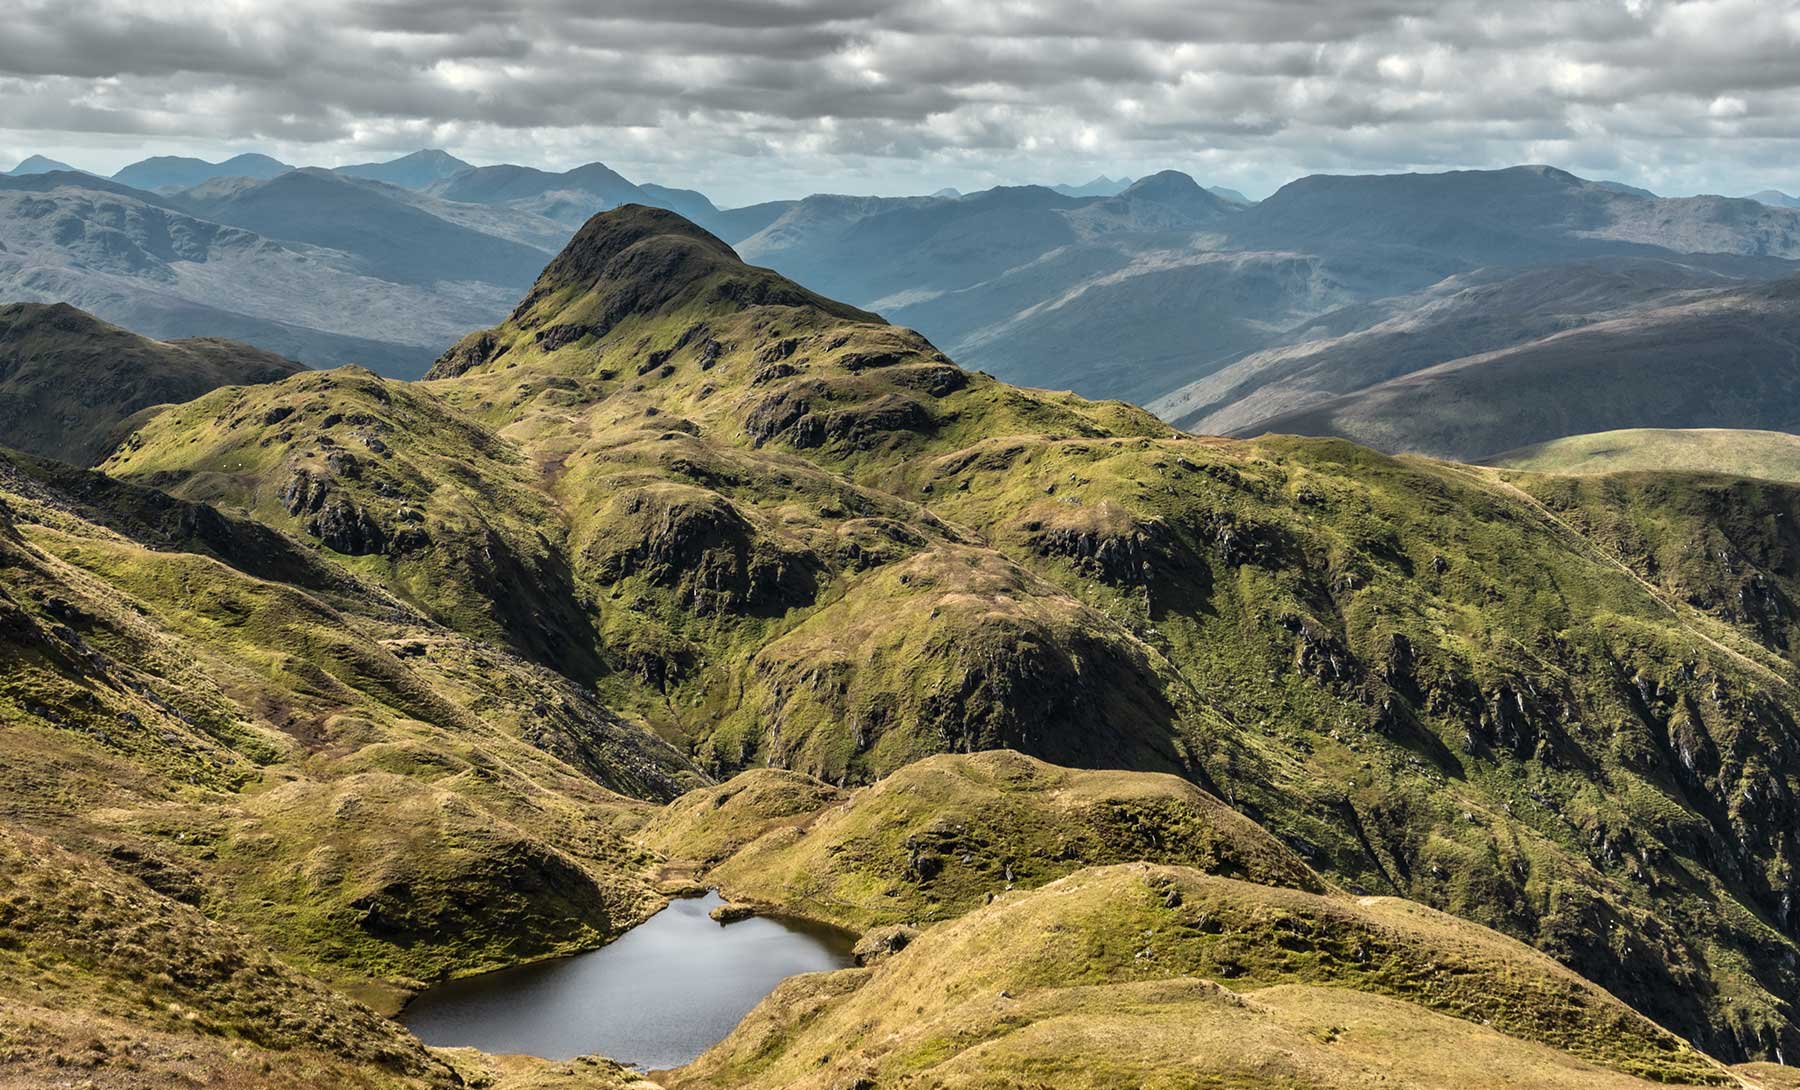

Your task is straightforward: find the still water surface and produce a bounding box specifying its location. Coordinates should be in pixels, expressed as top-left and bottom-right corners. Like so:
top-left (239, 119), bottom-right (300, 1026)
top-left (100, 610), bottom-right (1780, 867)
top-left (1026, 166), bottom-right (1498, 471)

top-left (400, 891), bottom-right (854, 1069)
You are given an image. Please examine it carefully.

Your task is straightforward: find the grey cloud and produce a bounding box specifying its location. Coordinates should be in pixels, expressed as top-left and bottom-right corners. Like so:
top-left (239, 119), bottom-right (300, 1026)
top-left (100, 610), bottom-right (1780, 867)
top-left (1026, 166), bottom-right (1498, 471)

top-left (1, 0), bottom-right (1798, 205)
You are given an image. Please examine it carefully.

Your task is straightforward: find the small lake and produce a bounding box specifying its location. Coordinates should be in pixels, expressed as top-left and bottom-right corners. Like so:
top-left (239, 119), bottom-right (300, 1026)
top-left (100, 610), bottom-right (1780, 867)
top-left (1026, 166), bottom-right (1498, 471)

top-left (399, 891), bottom-right (855, 1069)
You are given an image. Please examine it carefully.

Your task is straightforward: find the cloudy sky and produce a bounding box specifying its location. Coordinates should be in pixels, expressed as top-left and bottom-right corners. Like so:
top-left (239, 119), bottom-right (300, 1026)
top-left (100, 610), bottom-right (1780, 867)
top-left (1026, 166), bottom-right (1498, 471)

top-left (2, 0), bottom-right (1797, 205)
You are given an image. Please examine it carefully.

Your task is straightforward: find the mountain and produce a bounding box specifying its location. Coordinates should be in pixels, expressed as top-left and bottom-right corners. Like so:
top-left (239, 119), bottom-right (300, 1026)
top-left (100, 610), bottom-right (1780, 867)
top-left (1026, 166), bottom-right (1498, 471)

top-left (85, 206), bottom-right (1800, 1065)
top-left (638, 182), bottom-right (719, 224)
top-left (1752, 190), bottom-right (1800, 209)
top-left (1051, 174), bottom-right (1133, 196)
top-left (1226, 165), bottom-right (1800, 270)
top-left (1489, 428), bottom-right (1800, 483)
top-left (1151, 254), bottom-right (1777, 434)
top-left (0, 171), bottom-right (522, 377)
top-left (727, 165), bottom-right (1794, 412)
top-left (1252, 275), bottom-right (1800, 460)
top-left (21, 157), bottom-right (1800, 431)
top-left (168, 168), bottom-right (552, 287)
top-left (1112, 169), bottom-right (1239, 221)
top-left (423, 160), bottom-right (742, 239)
top-left (5, 153), bottom-right (81, 175)
top-left (112, 152), bottom-right (291, 192)
top-left (735, 177), bottom-right (1237, 313)
top-left (333, 148), bottom-right (472, 189)
top-left (428, 160), bottom-right (651, 224)
top-left (1207, 184), bottom-right (1254, 204)
top-left (1596, 178), bottom-right (1658, 198)
top-left (692, 199), bottom-right (795, 244)
top-left (0, 302), bottom-right (303, 463)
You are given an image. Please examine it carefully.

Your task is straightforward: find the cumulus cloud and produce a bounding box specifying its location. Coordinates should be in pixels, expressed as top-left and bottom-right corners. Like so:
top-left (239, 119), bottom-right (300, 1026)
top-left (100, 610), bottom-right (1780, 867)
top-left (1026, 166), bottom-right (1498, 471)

top-left (0, 0), bottom-right (1797, 203)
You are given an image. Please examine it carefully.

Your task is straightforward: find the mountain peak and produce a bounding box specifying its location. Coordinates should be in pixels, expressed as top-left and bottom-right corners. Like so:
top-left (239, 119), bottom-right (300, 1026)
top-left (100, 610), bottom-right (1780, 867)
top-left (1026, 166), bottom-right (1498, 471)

top-left (430, 205), bottom-right (881, 379)
top-left (1, 299), bottom-right (107, 333)
top-left (1112, 169), bottom-right (1233, 220)
top-left (531, 203), bottom-right (740, 291)
top-left (333, 148), bottom-right (473, 189)
top-left (0, 302), bottom-right (302, 464)
top-left (1121, 169), bottom-right (1206, 200)
top-left (6, 154), bottom-right (80, 176)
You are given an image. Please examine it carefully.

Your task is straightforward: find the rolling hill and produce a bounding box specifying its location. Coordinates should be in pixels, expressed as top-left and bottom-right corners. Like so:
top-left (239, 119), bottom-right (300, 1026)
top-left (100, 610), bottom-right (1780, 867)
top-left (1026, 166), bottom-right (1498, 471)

top-left (1152, 255), bottom-right (1785, 434)
top-left (1489, 428), bottom-right (1800, 483)
top-left (0, 301), bottom-right (303, 463)
top-left (1253, 275), bottom-right (1800, 460)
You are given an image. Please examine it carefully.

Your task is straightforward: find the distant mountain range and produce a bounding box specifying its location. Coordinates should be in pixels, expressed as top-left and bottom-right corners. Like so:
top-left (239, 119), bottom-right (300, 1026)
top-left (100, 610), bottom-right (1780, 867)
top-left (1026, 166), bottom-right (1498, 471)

top-left (3, 150), bottom-right (1799, 457)
top-left (1751, 189), bottom-right (1800, 209)
top-left (0, 153), bottom-right (753, 377)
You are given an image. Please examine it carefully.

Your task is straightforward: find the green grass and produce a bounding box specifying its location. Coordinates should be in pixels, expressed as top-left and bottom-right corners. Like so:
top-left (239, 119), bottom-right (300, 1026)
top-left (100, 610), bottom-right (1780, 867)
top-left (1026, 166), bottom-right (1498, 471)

top-left (669, 864), bottom-right (1730, 1089)
top-left (647, 752), bottom-right (1324, 931)
top-left (1490, 428), bottom-right (1800, 483)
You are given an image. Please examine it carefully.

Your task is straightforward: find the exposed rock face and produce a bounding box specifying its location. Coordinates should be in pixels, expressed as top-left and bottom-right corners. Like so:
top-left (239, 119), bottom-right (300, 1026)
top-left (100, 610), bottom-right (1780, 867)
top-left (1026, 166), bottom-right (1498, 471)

top-left (852, 924), bottom-right (920, 965)
top-left (307, 497), bottom-right (387, 556)
top-left (281, 468), bottom-right (387, 555)
top-left (582, 485), bottom-right (820, 616)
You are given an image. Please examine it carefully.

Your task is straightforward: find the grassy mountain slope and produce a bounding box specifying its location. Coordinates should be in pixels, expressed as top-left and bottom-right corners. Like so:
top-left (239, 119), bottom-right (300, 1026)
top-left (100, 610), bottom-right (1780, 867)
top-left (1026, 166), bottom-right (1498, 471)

top-left (0, 825), bottom-right (456, 1088)
top-left (0, 446), bottom-right (696, 1017)
top-left (668, 865), bottom-right (1727, 1088)
top-left (94, 204), bottom-right (1800, 1061)
top-left (1256, 276), bottom-right (1800, 459)
top-left (644, 751), bottom-right (1326, 930)
top-left (1492, 429), bottom-right (1800, 483)
top-left (0, 301), bottom-right (303, 464)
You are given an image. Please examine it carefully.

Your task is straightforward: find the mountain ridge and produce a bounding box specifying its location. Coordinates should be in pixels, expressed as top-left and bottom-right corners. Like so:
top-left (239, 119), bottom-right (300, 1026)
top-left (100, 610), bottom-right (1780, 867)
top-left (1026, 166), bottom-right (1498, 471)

top-left (113, 152), bottom-right (292, 192)
top-left (0, 301), bottom-right (305, 464)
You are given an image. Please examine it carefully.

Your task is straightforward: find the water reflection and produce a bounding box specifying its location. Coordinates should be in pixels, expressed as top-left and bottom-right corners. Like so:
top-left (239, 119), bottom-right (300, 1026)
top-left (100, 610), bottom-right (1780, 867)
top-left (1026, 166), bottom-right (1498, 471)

top-left (400, 891), bottom-right (854, 1069)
